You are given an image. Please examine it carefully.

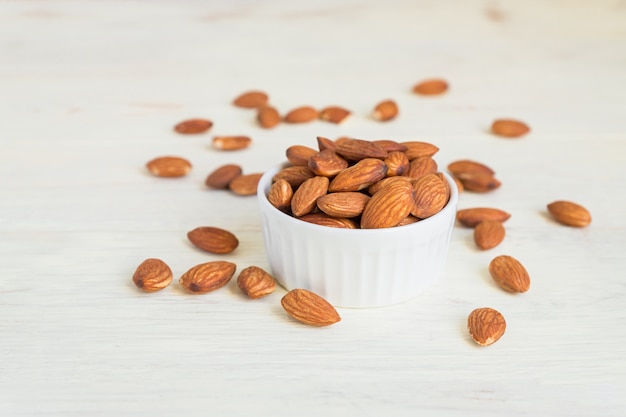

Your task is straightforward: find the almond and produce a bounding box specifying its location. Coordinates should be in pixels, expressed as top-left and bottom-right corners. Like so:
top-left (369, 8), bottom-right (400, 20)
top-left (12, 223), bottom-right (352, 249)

top-left (373, 99), bottom-right (398, 121)
top-left (286, 145), bottom-right (318, 166)
top-left (334, 138), bottom-right (388, 161)
top-left (146, 156), bottom-right (192, 178)
top-left (187, 226), bottom-right (239, 254)
top-left (317, 192), bottom-right (370, 218)
top-left (284, 106), bottom-right (318, 123)
top-left (447, 159), bottom-right (495, 177)
top-left (299, 213), bottom-right (357, 229)
top-left (316, 136), bottom-right (337, 152)
top-left (547, 200), bottom-right (592, 227)
top-left (132, 258), bottom-right (173, 292)
top-left (229, 173), bottom-right (263, 196)
top-left (456, 207), bottom-right (511, 227)
top-left (467, 307), bottom-right (506, 346)
top-left (272, 165), bottom-right (316, 188)
top-left (328, 158), bottom-right (387, 192)
top-left (401, 141), bottom-right (439, 160)
top-left (411, 173), bottom-right (448, 219)
top-left (455, 172), bottom-right (501, 193)
top-left (205, 164), bottom-right (243, 189)
top-left (397, 215), bottom-right (421, 226)
top-left (384, 151), bottom-right (409, 176)
top-left (319, 106), bottom-right (351, 124)
top-left (257, 105), bottom-right (281, 128)
top-left (489, 255), bottom-right (530, 293)
top-left (308, 150), bottom-right (349, 177)
top-left (361, 180), bottom-right (414, 229)
top-left (474, 220), bottom-right (506, 250)
top-left (174, 118), bottom-right (213, 134)
top-left (267, 179), bottom-right (293, 212)
top-left (291, 176), bottom-right (330, 217)
top-left (212, 135), bottom-right (252, 151)
top-left (237, 266), bottom-right (276, 299)
top-left (281, 289), bottom-right (341, 326)
top-left (406, 156), bottom-right (438, 179)
top-left (367, 175), bottom-right (412, 195)
top-left (179, 261), bottom-right (236, 294)
top-left (372, 139), bottom-right (408, 152)
top-left (491, 119), bottom-right (530, 138)
top-left (412, 78), bottom-right (449, 95)
top-left (232, 90), bottom-right (269, 108)
top-left (435, 172), bottom-right (452, 204)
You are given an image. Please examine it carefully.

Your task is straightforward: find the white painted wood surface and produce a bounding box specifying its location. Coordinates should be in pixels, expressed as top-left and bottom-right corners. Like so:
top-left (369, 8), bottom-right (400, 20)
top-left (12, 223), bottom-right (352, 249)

top-left (1, 1), bottom-right (625, 415)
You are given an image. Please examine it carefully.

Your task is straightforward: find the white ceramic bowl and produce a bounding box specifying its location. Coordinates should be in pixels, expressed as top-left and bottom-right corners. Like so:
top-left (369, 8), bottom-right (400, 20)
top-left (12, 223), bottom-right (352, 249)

top-left (257, 165), bottom-right (458, 308)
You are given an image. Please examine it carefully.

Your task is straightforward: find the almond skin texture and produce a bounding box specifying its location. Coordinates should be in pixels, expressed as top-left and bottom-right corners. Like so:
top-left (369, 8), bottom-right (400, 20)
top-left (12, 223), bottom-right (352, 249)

top-left (257, 106), bottom-right (281, 128)
top-left (179, 261), bottom-right (236, 294)
top-left (316, 136), bottom-right (337, 152)
top-left (384, 151), bottom-right (409, 176)
top-left (468, 307), bottom-right (506, 346)
top-left (372, 139), bottom-right (408, 152)
top-left (291, 176), bottom-right (330, 217)
top-left (132, 258), bottom-right (173, 292)
top-left (547, 200), bottom-right (592, 227)
top-left (233, 91), bottom-right (269, 108)
top-left (308, 150), bottom-right (349, 177)
top-left (286, 145), bottom-right (318, 166)
top-left (146, 156), bottom-right (192, 178)
top-left (447, 160), bottom-right (495, 177)
top-left (412, 78), bottom-right (449, 95)
top-left (229, 173), bottom-right (263, 196)
top-left (319, 106), bottom-right (351, 124)
top-left (406, 156), bottom-right (438, 179)
top-left (373, 99), bottom-right (399, 121)
top-left (284, 106), bottom-right (318, 123)
top-left (491, 119), bottom-right (530, 138)
top-left (456, 207), bottom-right (511, 227)
top-left (411, 173), bottom-right (448, 219)
top-left (281, 289), bottom-right (341, 327)
top-left (328, 158), bottom-right (388, 192)
top-left (367, 175), bottom-right (412, 195)
top-left (401, 141), bottom-right (439, 160)
top-left (174, 118), bottom-right (213, 134)
top-left (474, 220), bottom-right (506, 250)
top-left (361, 180), bottom-right (414, 229)
top-left (212, 136), bottom-right (252, 151)
top-left (205, 164), bottom-right (243, 189)
top-left (317, 192), bottom-right (370, 218)
top-left (267, 179), bottom-right (293, 212)
top-left (187, 226), bottom-right (239, 254)
top-left (299, 213), bottom-right (357, 229)
top-left (334, 138), bottom-right (388, 161)
top-left (489, 255), bottom-right (530, 293)
top-left (272, 166), bottom-right (316, 188)
top-left (237, 266), bottom-right (276, 299)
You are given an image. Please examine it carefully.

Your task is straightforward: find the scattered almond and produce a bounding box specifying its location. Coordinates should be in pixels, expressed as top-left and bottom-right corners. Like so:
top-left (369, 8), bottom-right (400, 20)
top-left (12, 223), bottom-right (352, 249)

top-left (237, 266), bottom-right (276, 299)
top-left (229, 173), bottom-right (263, 196)
top-left (467, 307), bottom-right (506, 346)
top-left (489, 255), bottom-right (530, 293)
top-left (319, 106), bottom-right (351, 124)
top-left (212, 135), bottom-right (252, 151)
top-left (373, 99), bottom-right (399, 121)
top-left (547, 200), bottom-right (592, 227)
top-left (187, 226), bottom-right (239, 254)
top-left (179, 261), bottom-right (236, 294)
top-left (281, 289), bottom-right (341, 326)
top-left (284, 106), bottom-right (319, 123)
top-left (456, 207), bottom-right (511, 227)
top-left (455, 172), bottom-right (501, 193)
top-left (257, 105), bottom-right (281, 128)
top-left (233, 90), bottom-right (269, 108)
top-left (132, 258), bottom-right (173, 292)
top-left (174, 118), bottom-right (213, 134)
top-left (146, 156), bottom-right (192, 178)
top-left (491, 119), bottom-right (530, 138)
top-left (473, 220), bottom-right (506, 250)
top-left (412, 78), bottom-right (449, 95)
top-left (205, 164), bottom-right (243, 189)
top-left (447, 160), bottom-right (495, 177)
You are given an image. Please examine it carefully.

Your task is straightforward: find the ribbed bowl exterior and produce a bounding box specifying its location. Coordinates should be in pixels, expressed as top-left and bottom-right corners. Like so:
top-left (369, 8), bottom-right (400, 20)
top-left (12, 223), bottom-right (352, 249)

top-left (257, 165), bottom-right (458, 308)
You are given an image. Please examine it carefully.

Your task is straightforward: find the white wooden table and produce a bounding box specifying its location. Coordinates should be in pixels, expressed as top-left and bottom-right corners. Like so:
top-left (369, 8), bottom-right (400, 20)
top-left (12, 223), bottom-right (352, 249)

top-left (2, 1), bottom-right (625, 415)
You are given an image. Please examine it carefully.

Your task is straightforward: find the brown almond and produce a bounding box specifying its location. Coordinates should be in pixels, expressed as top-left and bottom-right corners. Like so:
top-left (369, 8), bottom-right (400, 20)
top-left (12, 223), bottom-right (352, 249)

top-left (489, 255), bottom-right (530, 293)
top-left (317, 192), bottom-right (370, 218)
top-left (373, 99), bottom-right (399, 121)
top-left (411, 173), bottom-right (448, 219)
top-left (281, 289), bottom-right (341, 326)
top-left (237, 266), bottom-right (276, 299)
top-left (205, 164), bottom-right (243, 189)
top-left (187, 226), bottom-right (239, 254)
top-left (328, 158), bottom-right (388, 192)
top-left (435, 172), bottom-right (452, 204)
top-left (491, 119), bottom-right (530, 138)
top-left (412, 78), bottom-right (449, 95)
top-left (361, 180), bottom-right (415, 229)
top-left (284, 106), bottom-right (319, 123)
top-left (272, 165), bottom-right (316, 188)
top-left (229, 173), bottom-right (263, 196)
top-left (316, 136), bottom-right (337, 152)
top-left (367, 175), bottom-right (412, 195)
top-left (334, 138), bottom-right (388, 161)
top-left (132, 258), bottom-right (173, 292)
top-left (146, 156), bottom-right (192, 178)
top-left (286, 145), bottom-right (318, 166)
top-left (308, 150), bottom-right (349, 177)
top-left (401, 141), bottom-right (439, 160)
top-left (447, 160), bottom-right (495, 177)
top-left (372, 139), bottom-right (408, 152)
top-left (267, 179), bottom-right (293, 212)
top-left (233, 90), bottom-right (269, 108)
top-left (474, 220), bottom-right (506, 250)
top-left (212, 135), bottom-right (252, 151)
top-left (179, 261), bottom-right (236, 294)
top-left (174, 118), bottom-right (213, 134)
top-left (455, 172), bottom-right (501, 193)
top-left (384, 151), bottom-right (409, 176)
top-left (406, 156), bottom-right (438, 179)
top-left (397, 215), bottom-right (421, 226)
top-left (452, 175), bottom-right (464, 193)
top-left (547, 200), bottom-right (592, 227)
top-left (467, 307), bottom-right (506, 346)
top-left (299, 213), bottom-right (357, 229)
top-left (257, 106), bottom-right (281, 128)
top-left (291, 176), bottom-right (330, 217)
top-left (456, 207), bottom-right (510, 227)
top-left (319, 106), bottom-right (351, 124)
